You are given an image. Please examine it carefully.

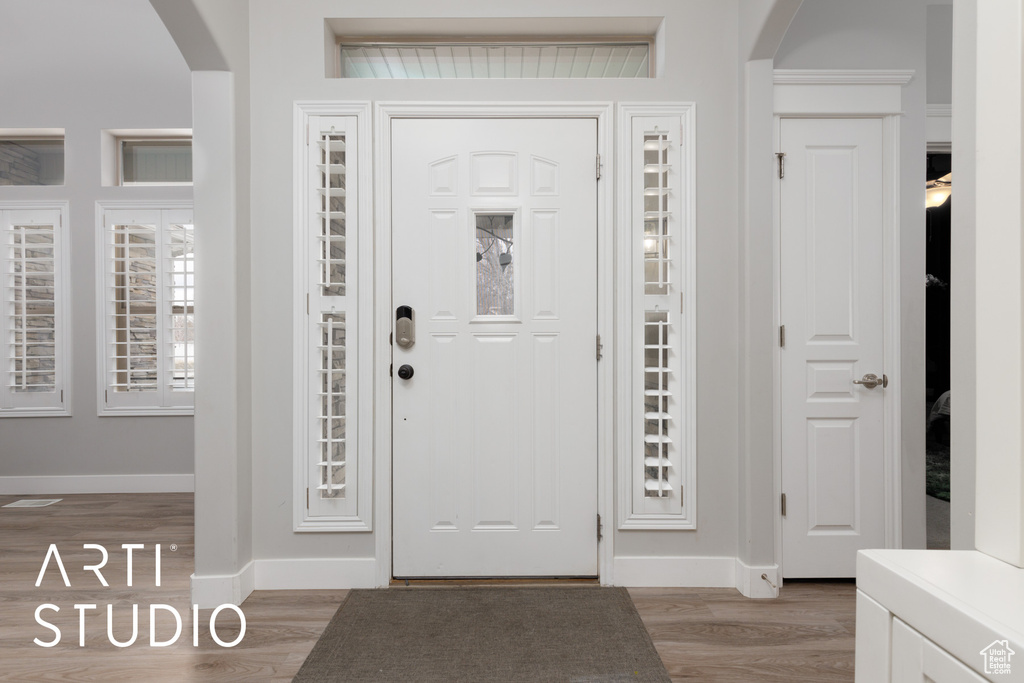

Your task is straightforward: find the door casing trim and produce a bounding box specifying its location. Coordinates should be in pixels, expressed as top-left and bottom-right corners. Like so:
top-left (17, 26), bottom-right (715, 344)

top-left (374, 102), bottom-right (615, 587)
top-left (772, 71), bottom-right (909, 578)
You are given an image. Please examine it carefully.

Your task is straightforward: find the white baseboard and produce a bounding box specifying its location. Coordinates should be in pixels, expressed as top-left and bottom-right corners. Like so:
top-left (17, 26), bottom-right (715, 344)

top-left (192, 556), bottom-right (772, 602)
top-left (254, 558), bottom-right (377, 590)
top-left (192, 557), bottom-right (770, 602)
top-left (0, 474), bottom-right (194, 495)
top-left (734, 558), bottom-right (780, 598)
top-left (191, 560), bottom-right (255, 608)
top-left (190, 558), bottom-right (379, 605)
top-left (612, 556), bottom-right (737, 588)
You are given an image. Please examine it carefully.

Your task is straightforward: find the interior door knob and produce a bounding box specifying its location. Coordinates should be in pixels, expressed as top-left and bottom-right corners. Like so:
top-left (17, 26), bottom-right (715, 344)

top-left (853, 373), bottom-right (887, 389)
top-left (397, 364), bottom-right (414, 380)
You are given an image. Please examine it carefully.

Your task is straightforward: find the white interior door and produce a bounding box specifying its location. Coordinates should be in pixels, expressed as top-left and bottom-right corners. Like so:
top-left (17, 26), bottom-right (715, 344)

top-left (780, 117), bottom-right (889, 578)
top-left (392, 118), bottom-right (598, 578)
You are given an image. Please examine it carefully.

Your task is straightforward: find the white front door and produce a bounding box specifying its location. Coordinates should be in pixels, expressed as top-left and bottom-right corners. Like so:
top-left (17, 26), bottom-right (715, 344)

top-left (780, 117), bottom-right (889, 578)
top-left (391, 118), bottom-right (599, 578)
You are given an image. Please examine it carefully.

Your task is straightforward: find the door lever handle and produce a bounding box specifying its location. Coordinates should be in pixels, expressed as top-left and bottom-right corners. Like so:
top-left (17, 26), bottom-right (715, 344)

top-left (853, 373), bottom-right (887, 389)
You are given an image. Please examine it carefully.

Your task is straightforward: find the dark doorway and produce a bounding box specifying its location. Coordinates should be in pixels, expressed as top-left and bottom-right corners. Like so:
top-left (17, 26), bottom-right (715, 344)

top-left (926, 152), bottom-right (951, 549)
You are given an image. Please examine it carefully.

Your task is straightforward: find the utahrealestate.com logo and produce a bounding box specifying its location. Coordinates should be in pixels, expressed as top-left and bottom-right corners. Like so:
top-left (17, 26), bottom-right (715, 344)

top-left (32, 543), bottom-right (245, 648)
top-left (981, 640), bottom-right (1015, 676)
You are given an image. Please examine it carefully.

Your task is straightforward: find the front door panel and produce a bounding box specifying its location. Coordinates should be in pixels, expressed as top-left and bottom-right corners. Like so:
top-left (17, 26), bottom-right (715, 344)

top-left (392, 118), bottom-right (598, 578)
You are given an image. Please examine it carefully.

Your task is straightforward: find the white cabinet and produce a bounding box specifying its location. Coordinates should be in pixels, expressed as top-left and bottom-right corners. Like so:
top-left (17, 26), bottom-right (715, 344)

top-left (855, 590), bottom-right (892, 682)
top-left (855, 550), bottom-right (1024, 683)
top-left (891, 617), bottom-right (987, 683)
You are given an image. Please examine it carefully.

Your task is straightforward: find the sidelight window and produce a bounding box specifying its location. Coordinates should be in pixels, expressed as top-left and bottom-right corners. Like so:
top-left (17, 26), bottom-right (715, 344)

top-left (619, 105), bottom-right (696, 529)
top-left (294, 106), bottom-right (372, 531)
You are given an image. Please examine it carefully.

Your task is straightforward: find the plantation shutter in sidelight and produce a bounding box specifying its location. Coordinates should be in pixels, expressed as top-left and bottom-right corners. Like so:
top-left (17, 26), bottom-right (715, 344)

top-left (620, 106), bottom-right (696, 529)
top-left (298, 113), bottom-right (369, 529)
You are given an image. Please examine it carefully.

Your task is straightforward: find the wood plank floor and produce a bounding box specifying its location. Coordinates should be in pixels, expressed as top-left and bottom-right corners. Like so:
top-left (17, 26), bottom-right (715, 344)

top-left (0, 493), bottom-right (854, 681)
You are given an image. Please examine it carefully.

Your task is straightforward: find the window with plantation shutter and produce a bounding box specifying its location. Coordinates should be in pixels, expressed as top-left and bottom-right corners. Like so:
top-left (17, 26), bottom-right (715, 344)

top-left (97, 204), bottom-right (194, 415)
top-left (294, 105), bottom-right (371, 531)
top-left (619, 105), bottom-right (696, 529)
top-left (0, 203), bottom-right (69, 417)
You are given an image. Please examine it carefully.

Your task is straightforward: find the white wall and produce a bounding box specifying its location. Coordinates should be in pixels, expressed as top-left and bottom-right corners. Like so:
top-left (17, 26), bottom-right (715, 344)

top-left (775, 0), bottom-right (929, 549)
top-left (243, 0), bottom-right (744, 564)
top-left (927, 4), bottom-right (953, 105)
top-left (0, 0), bottom-right (195, 485)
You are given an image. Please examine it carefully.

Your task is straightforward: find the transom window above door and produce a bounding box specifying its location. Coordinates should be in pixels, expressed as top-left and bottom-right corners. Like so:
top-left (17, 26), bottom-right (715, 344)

top-left (339, 41), bottom-right (651, 79)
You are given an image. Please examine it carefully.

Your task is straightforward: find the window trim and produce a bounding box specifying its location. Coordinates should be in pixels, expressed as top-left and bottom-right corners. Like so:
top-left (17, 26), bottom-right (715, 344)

top-left (94, 200), bottom-right (194, 417)
top-left (0, 201), bottom-right (71, 417)
top-left (99, 129), bottom-right (192, 188)
top-left (293, 102), bottom-right (373, 532)
top-left (118, 137), bottom-right (193, 187)
top-left (0, 136), bottom-right (66, 187)
top-left (616, 103), bottom-right (697, 530)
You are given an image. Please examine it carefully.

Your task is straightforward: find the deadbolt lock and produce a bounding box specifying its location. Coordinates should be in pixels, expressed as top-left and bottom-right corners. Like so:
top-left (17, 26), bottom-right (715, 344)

top-left (396, 305), bottom-right (415, 349)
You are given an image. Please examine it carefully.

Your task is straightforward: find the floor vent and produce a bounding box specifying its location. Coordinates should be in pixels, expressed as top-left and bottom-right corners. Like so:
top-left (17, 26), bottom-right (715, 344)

top-left (3, 499), bottom-right (61, 508)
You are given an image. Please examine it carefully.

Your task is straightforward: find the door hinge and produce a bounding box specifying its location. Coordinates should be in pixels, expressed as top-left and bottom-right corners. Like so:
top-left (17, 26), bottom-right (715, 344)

top-left (596, 154), bottom-right (602, 180)
top-left (776, 152), bottom-right (786, 179)
top-left (597, 513), bottom-right (603, 542)
top-left (596, 334), bottom-right (603, 361)
top-left (389, 363), bottom-right (393, 377)
top-left (105, 390), bottom-right (108, 404)
top-left (306, 488), bottom-right (309, 508)
top-left (779, 324), bottom-right (786, 348)
top-left (781, 493), bottom-right (787, 517)
top-left (306, 293), bottom-right (309, 315)
top-left (60, 390), bottom-right (64, 403)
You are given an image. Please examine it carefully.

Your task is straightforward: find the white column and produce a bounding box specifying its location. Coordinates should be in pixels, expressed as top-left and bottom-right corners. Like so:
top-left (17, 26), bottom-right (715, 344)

top-left (191, 70), bottom-right (252, 605)
top-left (737, 58), bottom-right (780, 597)
top-left (950, 0), bottom-right (978, 551)
top-left (974, 0), bottom-right (1024, 568)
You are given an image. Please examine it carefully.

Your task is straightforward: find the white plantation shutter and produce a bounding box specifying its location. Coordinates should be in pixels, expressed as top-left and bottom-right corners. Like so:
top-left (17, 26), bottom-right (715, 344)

top-left (166, 220), bottom-right (195, 391)
top-left (297, 112), bottom-right (369, 529)
top-left (621, 107), bottom-right (696, 528)
top-left (99, 206), bottom-right (194, 414)
top-left (316, 312), bottom-right (347, 499)
top-left (643, 310), bottom-right (674, 497)
top-left (1, 206), bottom-right (68, 415)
